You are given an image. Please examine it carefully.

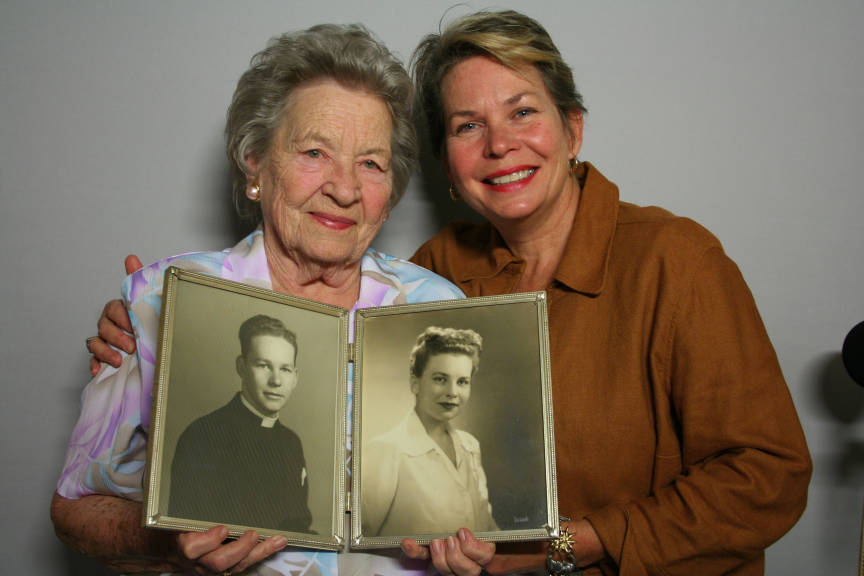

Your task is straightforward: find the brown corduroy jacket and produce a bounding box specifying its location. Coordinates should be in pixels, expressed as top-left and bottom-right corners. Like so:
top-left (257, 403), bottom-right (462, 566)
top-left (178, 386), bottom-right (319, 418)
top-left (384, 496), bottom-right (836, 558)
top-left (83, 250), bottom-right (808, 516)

top-left (411, 163), bottom-right (811, 575)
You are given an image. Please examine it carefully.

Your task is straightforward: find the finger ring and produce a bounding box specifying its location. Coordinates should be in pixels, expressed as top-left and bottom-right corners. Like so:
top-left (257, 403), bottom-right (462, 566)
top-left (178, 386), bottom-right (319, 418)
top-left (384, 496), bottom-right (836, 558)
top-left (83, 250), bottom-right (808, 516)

top-left (222, 571), bottom-right (232, 576)
top-left (85, 336), bottom-right (99, 353)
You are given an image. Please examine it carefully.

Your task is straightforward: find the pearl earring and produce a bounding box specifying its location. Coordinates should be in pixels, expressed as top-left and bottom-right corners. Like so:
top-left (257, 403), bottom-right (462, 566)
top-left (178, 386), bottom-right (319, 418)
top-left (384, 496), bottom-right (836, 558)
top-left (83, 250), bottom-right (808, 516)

top-left (247, 185), bottom-right (260, 202)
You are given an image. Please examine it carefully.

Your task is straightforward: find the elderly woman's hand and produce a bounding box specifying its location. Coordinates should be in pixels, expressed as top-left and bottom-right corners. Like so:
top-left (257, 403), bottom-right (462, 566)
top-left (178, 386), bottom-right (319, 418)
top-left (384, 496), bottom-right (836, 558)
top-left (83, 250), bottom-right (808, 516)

top-left (176, 526), bottom-right (287, 575)
top-left (87, 254), bottom-right (142, 376)
top-left (51, 492), bottom-right (286, 575)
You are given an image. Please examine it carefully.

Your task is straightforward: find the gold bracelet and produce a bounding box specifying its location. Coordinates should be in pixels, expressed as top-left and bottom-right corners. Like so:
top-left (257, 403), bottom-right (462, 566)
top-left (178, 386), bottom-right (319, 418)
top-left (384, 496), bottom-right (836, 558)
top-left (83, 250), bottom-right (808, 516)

top-left (546, 517), bottom-right (583, 576)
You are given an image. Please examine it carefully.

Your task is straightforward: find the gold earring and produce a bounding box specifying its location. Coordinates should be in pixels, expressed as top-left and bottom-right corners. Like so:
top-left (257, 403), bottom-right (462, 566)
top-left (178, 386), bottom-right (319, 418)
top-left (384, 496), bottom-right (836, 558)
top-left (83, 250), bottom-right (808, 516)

top-left (568, 157), bottom-right (579, 176)
top-left (449, 184), bottom-right (460, 201)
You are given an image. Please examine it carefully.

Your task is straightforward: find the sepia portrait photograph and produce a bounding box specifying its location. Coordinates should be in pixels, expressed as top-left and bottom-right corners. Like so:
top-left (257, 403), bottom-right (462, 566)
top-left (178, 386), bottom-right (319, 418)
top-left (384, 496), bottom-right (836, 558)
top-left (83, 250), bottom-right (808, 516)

top-left (351, 293), bottom-right (556, 548)
top-left (144, 269), bottom-right (348, 550)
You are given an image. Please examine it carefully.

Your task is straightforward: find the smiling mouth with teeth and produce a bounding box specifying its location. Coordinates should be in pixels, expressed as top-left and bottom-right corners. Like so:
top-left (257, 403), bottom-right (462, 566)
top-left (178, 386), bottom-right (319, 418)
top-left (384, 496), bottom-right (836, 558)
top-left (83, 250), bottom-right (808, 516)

top-left (485, 168), bottom-right (536, 185)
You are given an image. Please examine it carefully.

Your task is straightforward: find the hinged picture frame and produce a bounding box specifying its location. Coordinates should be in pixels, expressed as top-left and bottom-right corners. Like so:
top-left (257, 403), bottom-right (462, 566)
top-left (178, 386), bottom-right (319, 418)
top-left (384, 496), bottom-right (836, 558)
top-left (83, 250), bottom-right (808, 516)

top-left (142, 269), bottom-right (556, 552)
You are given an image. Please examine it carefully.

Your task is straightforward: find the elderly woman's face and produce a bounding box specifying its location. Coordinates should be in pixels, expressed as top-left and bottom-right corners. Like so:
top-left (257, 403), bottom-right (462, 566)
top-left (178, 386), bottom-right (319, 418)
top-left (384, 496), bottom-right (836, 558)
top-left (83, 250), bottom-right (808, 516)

top-left (411, 352), bottom-right (473, 424)
top-left (254, 80), bottom-right (393, 268)
top-left (441, 56), bottom-right (582, 227)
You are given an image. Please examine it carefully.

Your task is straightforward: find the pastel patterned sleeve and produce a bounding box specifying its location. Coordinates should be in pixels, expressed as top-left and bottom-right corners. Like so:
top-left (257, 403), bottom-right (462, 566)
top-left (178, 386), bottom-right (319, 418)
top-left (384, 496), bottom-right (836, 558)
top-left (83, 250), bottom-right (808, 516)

top-left (56, 354), bottom-right (149, 500)
top-left (56, 251), bottom-right (227, 500)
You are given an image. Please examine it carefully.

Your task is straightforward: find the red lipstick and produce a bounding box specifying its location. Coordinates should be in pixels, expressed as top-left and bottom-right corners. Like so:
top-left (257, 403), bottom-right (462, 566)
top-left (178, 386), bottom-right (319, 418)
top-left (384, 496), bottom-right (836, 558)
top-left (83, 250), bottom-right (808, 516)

top-left (482, 165), bottom-right (538, 192)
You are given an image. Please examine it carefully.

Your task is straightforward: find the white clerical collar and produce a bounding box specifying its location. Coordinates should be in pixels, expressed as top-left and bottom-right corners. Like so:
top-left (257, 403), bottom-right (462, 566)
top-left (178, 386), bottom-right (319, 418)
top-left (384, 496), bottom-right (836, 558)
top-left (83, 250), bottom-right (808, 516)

top-left (240, 394), bottom-right (279, 428)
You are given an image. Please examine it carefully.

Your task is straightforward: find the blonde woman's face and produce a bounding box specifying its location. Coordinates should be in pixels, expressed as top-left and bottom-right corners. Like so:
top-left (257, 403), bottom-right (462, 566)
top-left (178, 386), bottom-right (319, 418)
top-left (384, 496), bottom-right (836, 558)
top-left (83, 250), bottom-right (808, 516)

top-left (411, 353), bottom-right (473, 423)
top-left (441, 56), bottom-right (582, 229)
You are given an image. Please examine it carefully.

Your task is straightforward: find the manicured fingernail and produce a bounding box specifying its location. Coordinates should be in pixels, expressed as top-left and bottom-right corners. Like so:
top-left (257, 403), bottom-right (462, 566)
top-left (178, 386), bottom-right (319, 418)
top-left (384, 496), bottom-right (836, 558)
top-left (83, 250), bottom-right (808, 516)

top-left (431, 539), bottom-right (443, 554)
top-left (272, 536), bottom-right (287, 549)
top-left (447, 536), bottom-right (456, 550)
top-left (458, 528), bottom-right (468, 542)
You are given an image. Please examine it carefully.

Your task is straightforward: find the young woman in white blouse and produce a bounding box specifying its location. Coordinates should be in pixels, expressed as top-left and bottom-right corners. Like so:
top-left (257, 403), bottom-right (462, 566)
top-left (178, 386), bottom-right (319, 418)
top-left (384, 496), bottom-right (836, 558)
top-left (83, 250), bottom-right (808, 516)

top-left (361, 326), bottom-right (498, 537)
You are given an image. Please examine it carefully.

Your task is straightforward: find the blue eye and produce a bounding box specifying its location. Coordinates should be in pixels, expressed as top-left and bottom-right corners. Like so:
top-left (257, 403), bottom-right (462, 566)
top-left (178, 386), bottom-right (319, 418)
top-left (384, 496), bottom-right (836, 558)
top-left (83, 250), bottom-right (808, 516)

top-left (363, 159), bottom-right (382, 170)
top-left (515, 108), bottom-right (535, 119)
top-left (305, 149), bottom-right (322, 158)
top-left (456, 122), bottom-right (478, 134)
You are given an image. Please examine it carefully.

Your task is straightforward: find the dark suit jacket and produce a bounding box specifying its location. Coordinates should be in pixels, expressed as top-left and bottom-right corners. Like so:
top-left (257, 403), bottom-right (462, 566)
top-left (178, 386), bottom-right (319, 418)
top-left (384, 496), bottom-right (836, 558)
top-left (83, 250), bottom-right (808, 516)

top-left (169, 393), bottom-right (311, 532)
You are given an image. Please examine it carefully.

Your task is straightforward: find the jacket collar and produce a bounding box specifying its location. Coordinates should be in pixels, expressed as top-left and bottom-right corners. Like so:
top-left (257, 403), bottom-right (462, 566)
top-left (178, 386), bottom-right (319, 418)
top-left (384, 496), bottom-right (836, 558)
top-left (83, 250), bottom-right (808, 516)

top-left (553, 162), bottom-right (619, 295)
top-left (449, 162), bottom-right (619, 295)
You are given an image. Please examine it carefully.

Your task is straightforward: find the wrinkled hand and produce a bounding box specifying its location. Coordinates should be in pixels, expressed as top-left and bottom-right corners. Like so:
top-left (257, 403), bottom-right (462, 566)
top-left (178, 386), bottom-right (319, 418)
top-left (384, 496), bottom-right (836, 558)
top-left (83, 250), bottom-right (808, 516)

top-left (175, 526), bottom-right (287, 575)
top-left (88, 255), bottom-right (142, 376)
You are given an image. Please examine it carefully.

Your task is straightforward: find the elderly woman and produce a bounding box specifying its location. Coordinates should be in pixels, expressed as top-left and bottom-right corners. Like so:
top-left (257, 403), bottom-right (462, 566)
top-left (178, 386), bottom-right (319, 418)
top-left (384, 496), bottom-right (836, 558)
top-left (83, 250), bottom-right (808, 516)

top-left (51, 24), bottom-right (462, 576)
top-left (89, 10), bottom-right (812, 576)
top-left (362, 327), bottom-right (497, 537)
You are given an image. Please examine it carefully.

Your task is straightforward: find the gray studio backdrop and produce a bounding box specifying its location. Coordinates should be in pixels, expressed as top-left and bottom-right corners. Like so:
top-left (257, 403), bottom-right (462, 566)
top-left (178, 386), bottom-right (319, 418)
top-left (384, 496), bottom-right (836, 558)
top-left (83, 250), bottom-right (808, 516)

top-left (1, 1), bottom-right (862, 574)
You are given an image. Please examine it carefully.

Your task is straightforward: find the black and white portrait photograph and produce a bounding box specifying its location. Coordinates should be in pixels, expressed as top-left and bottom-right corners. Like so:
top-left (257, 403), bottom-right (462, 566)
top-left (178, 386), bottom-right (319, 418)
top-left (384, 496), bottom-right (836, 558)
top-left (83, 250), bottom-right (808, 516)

top-left (352, 294), bottom-right (556, 547)
top-left (145, 270), bottom-right (348, 549)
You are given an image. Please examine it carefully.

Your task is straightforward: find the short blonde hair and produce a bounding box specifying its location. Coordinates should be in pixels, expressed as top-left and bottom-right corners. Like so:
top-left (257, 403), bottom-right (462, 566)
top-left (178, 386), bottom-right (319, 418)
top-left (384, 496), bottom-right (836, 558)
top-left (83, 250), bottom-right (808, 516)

top-left (412, 10), bottom-right (586, 157)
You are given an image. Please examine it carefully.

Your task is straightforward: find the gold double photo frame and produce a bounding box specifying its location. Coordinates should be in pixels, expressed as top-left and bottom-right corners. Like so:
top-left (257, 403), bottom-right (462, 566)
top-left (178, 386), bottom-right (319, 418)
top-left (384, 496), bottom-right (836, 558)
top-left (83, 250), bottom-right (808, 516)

top-left (143, 267), bottom-right (558, 551)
